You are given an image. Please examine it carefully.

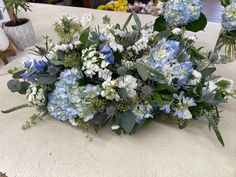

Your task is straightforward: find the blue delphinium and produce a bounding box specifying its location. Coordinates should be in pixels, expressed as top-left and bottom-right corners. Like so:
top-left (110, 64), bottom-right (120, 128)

top-left (100, 44), bottom-right (115, 65)
top-left (47, 67), bottom-right (84, 121)
top-left (163, 0), bottom-right (203, 27)
top-left (22, 59), bottom-right (48, 82)
top-left (222, 2), bottom-right (236, 31)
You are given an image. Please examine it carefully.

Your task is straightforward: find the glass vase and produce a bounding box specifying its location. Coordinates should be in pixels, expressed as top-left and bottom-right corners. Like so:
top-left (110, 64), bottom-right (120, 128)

top-left (214, 29), bottom-right (236, 64)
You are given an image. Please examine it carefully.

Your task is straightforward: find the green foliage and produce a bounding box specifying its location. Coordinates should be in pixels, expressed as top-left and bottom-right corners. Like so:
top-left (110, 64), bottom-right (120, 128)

top-left (102, 15), bottom-right (111, 25)
top-left (22, 112), bottom-right (47, 129)
top-left (33, 35), bottom-right (54, 58)
top-left (154, 16), bottom-right (166, 32)
top-left (7, 79), bottom-right (30, 94)
top-left (207, 109), bottom-right (225, 146)
top-left (220, 0), bottom-right (231, 7)
top-left (201, 67), bottom-right (216, 78)
top-left (133, 12), bottom-right (142, 31)
top-left (122, 13), bottom-right (133, 30)
top-left (118, 111), bottom-right (137, 134)
top-left (36, 76), bottom-right (57, 85)
top-left (79, 28), bottom-right (90, 45)
top-left (4, 0), bottom-right (31, 25)
top-left (7, 79), bottom-right (22, 92)
top-left (136, 63), bottom-right (149, 81)
top-left (54, 15), bottom-right (82, 43)
top-left (185, 13), bottom-right (207, 32)
top-left (64, 52), bottom-right (80, 67)
top-left (1, 104), bottom-right (31, 114)
top-left (8, 67), bottom-right (26, 79)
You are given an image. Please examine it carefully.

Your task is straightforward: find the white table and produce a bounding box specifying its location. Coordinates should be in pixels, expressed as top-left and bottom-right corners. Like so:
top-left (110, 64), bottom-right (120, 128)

top-left (0, 4), bottom-right (236, 177)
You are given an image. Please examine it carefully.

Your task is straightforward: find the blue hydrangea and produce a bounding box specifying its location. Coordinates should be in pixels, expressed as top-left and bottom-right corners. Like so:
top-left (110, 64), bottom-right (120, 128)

top-left (47, 67), bottom-right (84, 121)
top-left (140, 38), bottom-right (194, 86)
top-left (222, 2), bottom-right (236, 31)
top-left (172, 62), bottom-right (193, 85)
top-left (133, 103), bottom-right (153, 123)
top-left (163, 0), bottom-right (203, 27)
top-left (146, 39), bottom-right (180, 71)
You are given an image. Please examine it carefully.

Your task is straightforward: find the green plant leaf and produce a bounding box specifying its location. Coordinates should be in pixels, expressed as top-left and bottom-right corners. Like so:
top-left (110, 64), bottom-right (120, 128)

top-left (18, 81), bottom-right (30, 95)
top-left (132, 11), bottom-right (142, 31)
top-left (136, 63), bottom-right (149, 81)
top-left (80, 28), bottom-right (90, 44)
top-left (186, 13), bottom-right (207, 32)
top-left (122, 13), bottom-right (133, 30)
top-left (7, 79), bottom-right (22, 92)
top-left (152, 93), bottom-right (163, 106)
top-left (154, 16), bottom-right (166, 32)
top-left (201, 67), bottom-right (216, 78)
top-left (36, 76), bottom-right (57, 85)
top-left (210, 118), bottom-right (225, 146)
top-left (118, 88), bottom-right (129, 100)
top-left (118, 111), bottom-right (137, 134)
top-left (178, 119), bottom-right (187, 129)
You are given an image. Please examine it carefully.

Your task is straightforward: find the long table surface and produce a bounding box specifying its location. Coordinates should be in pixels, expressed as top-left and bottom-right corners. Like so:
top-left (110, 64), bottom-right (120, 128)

top-left (0, 3), bottom-right (236, 177)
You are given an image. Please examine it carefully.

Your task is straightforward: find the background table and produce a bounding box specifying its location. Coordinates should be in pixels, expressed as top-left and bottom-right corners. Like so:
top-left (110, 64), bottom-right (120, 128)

top-left (0, 4), bottom-right (236, 177)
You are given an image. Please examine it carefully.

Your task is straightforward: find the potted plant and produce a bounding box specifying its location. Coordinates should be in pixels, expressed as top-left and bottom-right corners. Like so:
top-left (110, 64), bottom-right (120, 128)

top-left (3, 0), bottom-right (35, 51)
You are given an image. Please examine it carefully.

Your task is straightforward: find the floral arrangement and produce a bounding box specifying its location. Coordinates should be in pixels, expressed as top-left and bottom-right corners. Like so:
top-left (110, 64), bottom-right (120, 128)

top-left (97, 0), bottom-right (159, 15)
top-left (2, 1), bottom-right (236, 146)
top-left (213, 0), bottom-right (236, 63)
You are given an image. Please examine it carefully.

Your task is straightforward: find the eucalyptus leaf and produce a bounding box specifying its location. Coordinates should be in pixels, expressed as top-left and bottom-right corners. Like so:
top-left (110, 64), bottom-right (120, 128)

top-left (133, 12), bottom-right (142, 31)
top-left (201, 67), bottom-right (216, 78)
top-left (118, 88), bottom-right (129, 100)
top-left (36, 76), bottom-right (57, 85)
top-left (136, 63), bottom-right (149, 81)
top-left (122, 13), bottom-right (133, 30)
top-left (7, 79), bottom-right (22, 92)
top-left (118, 111), bottom-right (137, 134)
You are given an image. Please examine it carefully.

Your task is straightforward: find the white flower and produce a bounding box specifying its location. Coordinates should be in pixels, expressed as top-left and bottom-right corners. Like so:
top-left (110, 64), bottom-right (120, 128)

top-left (172, 28), bottom-right (182, 35)
top-left (111, 125), bottom-right (120, 130)
top-left (101, 80), bottom-right (120, 101)
top-left (188, 35), bottom-right (197, 42)
top-left (84, 114), bottom-right (94, 122)
top-left (73, 40), bottom-right (81, 46)
top-left (214, 77), bottom-right (234, 93)
top-left (188, 70), bottom-right (202, 85)
top-left (183, 109), bottom-right (193, 119)
top-left (206, 81), bottom-right (218, 92)
top-left (80, 14), bottom-right (93, 27)
top-left (98, 68), bottom-right (112, 81)
top-left (116, 75), bottom-right (138, 98)
top-left (26, 84), bottom-right (45, 106)
top-left (69, 118), bottom-right (78, 127)
top-left (101, 60), bottom-right (110, 68)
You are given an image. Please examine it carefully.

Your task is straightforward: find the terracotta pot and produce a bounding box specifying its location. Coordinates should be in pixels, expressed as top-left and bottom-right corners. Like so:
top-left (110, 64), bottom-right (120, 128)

top-left (3, 18), bottom-right (35, 51)
top-left (0, 28), bottom-right (9, 51)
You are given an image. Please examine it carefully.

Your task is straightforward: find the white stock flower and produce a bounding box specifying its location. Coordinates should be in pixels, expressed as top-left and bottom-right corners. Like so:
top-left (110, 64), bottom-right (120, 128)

top-left (188, 35), bottom-right (197, 42)
top-left (171, 28), bottom-right (182, 35)
top-left (116, 75), bottom-right (138, 98)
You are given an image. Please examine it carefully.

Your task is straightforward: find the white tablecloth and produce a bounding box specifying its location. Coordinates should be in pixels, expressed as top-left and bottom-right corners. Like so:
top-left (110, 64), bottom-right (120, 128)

top-left (0, 4), bottom-right (235, 177)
